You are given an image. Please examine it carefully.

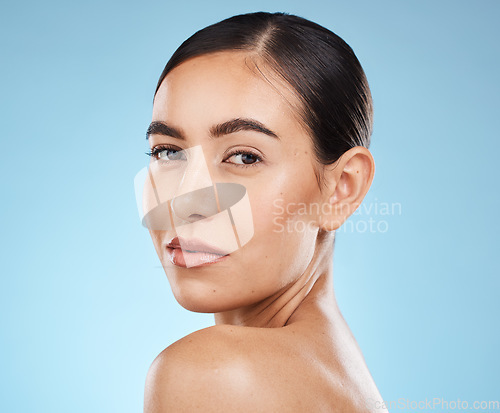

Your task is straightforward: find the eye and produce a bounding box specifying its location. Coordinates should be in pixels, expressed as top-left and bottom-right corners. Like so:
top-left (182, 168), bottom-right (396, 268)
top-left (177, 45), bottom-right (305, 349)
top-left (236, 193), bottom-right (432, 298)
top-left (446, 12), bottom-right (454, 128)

top-left (146, 145), bottom-right (186, 161)
top-left (224, 150), bottom-right (262, 167)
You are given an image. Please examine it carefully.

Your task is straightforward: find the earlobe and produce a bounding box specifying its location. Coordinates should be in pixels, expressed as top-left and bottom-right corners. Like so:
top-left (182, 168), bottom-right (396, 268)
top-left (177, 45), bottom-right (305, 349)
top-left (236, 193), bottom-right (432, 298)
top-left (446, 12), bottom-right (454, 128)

top-left (319, 147), bottom-right (375, 232)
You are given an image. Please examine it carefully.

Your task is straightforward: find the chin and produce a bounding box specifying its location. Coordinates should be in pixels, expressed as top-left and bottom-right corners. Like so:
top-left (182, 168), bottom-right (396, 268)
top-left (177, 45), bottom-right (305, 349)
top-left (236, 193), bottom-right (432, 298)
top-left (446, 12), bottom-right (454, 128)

top-left (173, 291), bottom-right (246, 314)
top-left (168, 276), bottom-right (252, 314)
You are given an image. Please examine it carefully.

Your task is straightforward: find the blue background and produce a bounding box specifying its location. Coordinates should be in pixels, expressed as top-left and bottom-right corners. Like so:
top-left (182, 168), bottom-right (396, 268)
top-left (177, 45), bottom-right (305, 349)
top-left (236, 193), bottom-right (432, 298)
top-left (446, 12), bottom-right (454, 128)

top-left (1, 0), bottom-right (499, 411)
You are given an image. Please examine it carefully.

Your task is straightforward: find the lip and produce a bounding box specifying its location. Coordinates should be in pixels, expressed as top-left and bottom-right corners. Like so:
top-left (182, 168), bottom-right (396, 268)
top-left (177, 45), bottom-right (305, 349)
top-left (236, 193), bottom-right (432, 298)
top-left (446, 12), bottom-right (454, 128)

top-left (166, 236), bottom-right (230, 255)
top-left (165, 236), bottom-right (230, 268)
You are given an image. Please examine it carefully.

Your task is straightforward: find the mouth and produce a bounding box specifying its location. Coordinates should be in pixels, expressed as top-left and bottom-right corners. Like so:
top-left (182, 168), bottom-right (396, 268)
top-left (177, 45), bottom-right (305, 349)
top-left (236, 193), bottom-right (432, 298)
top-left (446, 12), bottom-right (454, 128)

top-left (165, 236), bottom-right (229, 268)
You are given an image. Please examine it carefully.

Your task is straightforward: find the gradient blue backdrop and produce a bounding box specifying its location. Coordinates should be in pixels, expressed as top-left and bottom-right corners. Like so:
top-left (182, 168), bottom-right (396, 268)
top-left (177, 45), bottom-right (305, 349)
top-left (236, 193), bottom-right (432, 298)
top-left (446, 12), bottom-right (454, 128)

top-left (1, 0), bottom-right (499, 411)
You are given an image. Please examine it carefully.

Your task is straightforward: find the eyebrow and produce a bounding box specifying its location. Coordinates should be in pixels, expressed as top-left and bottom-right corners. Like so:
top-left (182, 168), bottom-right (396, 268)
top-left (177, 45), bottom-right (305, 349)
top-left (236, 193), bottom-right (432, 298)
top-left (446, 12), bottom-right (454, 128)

top-left (146, 118), bottom-right (279, 140)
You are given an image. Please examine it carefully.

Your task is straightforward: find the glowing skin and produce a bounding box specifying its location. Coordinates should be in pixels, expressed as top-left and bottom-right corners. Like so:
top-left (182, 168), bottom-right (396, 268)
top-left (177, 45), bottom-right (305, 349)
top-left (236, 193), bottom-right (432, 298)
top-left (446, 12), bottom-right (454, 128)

top-left (144, 51), bottom-right (386, 412)
top-left (148, 52), bottom-right (327, 317)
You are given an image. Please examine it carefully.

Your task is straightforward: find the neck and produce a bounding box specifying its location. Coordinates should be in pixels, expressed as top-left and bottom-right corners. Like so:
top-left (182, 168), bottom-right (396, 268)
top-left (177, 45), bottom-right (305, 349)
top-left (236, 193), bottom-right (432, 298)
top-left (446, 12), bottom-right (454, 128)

top-left (214, 230), bottom-right (339, 328)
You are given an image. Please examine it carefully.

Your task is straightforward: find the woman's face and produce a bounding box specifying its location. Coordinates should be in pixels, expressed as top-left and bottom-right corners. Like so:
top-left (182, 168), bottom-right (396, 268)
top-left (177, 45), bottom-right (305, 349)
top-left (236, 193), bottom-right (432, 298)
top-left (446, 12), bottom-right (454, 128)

top-left (148, 51), bottom-right (328, 313)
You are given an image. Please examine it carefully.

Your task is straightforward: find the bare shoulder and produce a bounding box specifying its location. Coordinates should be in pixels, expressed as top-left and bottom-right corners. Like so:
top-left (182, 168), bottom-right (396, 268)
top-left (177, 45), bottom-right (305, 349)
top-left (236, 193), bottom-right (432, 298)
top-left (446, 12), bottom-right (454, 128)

top-left (144, 324), bottom-right (317, 412)
top-left (144, 324), bottom-right (376, 412)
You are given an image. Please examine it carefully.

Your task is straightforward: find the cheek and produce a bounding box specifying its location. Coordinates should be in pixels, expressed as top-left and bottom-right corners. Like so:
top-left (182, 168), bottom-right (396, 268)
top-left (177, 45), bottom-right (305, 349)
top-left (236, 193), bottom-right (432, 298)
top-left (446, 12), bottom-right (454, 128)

top-left (245, 176), bottom-right (320, 277)
top-left (249, 166), bottom-right (321, 236)
top-left (148, 229), bottom-right (166, 258)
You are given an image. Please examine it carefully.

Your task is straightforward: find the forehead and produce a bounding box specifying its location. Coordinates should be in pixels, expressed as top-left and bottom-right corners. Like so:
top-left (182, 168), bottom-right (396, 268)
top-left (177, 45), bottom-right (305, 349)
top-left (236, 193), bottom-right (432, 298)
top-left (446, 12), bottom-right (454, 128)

top-left (152, 51), bottom-right (305, 135)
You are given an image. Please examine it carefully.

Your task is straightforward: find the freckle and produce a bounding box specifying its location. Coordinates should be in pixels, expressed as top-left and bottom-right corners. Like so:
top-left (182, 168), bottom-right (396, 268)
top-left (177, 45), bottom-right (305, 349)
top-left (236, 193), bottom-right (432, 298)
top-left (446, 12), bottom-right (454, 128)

top-left (356, 170), bottom-right (359, 173)
top-left (251, 290), bottom-right (255, 293)
top-left (212, 289), bottom-right (216, 293)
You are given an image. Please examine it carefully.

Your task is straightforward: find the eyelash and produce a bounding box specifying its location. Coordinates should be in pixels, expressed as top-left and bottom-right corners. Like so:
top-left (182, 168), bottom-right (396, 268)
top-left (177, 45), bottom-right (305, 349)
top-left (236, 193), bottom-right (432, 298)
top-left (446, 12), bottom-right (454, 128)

top-left (145, 145), bottom-right (181, 159)
top-left (145, 145), bottom-right (263, 168)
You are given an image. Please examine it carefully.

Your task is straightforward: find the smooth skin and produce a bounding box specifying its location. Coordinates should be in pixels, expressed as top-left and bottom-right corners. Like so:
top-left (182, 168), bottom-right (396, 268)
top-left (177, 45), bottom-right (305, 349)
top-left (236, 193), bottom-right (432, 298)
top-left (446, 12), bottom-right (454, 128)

top-left (144, 51), bottom-right (386, 412)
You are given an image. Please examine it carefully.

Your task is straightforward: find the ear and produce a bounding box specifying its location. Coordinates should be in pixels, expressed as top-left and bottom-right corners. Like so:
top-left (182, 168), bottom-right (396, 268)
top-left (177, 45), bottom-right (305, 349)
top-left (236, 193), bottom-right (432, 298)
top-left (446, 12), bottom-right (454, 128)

top-left (319, 146), bottom-right (375, 231)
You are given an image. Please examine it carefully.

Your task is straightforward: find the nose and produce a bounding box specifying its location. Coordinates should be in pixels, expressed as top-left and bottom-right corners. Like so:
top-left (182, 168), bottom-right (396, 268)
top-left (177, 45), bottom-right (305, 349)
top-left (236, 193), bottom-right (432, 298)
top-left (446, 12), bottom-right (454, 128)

top-left (171, 185), bottom-right (220, 224)
top-left (170, 146), bottom-right (219, 225)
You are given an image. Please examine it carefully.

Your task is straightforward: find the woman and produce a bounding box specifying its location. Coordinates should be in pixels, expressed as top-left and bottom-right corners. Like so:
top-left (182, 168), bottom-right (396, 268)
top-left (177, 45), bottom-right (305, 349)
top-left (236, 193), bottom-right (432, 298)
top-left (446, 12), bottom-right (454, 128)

top-left (141, 12), bottom-right (386, 412)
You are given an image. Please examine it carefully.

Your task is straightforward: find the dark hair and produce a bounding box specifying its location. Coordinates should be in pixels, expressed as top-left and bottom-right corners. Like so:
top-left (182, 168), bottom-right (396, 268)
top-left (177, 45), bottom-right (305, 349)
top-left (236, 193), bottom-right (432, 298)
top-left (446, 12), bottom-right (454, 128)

top-left (154, 12), bottom-right (373, 166)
